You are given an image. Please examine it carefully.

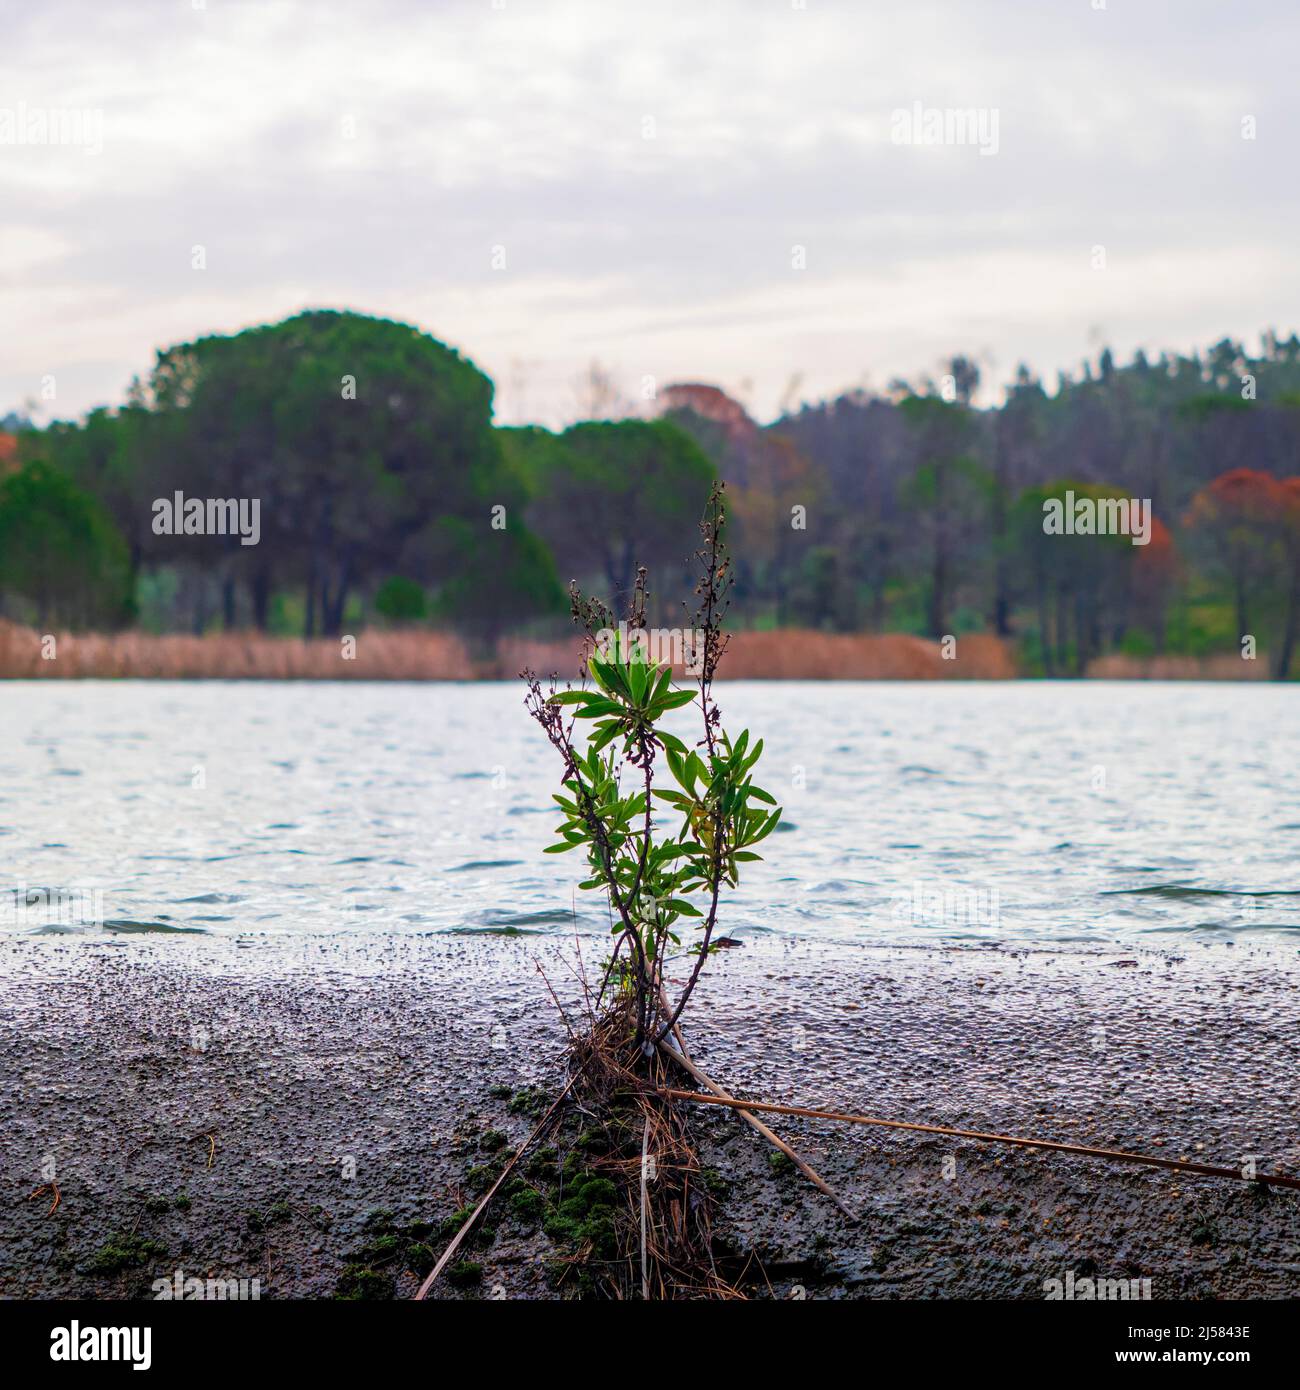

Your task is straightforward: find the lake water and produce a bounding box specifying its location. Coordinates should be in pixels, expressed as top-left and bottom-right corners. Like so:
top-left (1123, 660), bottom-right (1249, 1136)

top-left (2, 680), bottom-right (1298, 948)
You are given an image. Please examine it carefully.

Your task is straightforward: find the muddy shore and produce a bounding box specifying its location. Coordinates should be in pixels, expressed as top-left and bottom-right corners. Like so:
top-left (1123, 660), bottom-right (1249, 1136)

top-left (1, 934), bottom-right (1297, 1300)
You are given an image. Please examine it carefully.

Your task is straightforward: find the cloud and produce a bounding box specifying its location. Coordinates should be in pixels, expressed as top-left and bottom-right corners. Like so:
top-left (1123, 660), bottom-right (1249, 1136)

top-left (1, 0), bottom-right (1296, 424)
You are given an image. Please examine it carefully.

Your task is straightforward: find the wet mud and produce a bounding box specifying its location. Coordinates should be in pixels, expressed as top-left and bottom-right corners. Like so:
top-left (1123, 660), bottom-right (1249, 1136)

top-left (1, 934), bottom-right (1296, 1299)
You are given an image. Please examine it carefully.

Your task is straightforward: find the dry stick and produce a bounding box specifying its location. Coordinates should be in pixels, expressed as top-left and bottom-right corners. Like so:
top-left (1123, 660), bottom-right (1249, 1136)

top-left (656, 1019), bottom-right (857, 1221)
top-left (414, 1075), bottom-right (576, 1302)
top-left (659, 1089), bottom-right (1300, 1193)
top-left (639, 1115), bottom-right (651, 1302)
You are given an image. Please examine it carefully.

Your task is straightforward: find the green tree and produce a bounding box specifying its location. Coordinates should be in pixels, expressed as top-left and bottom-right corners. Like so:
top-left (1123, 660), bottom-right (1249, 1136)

top-left (0, 460), bottom-right (132, 627)
top-left (430, 515), bottom-right (566, 644)
top-left (897, 394), bottom-right (991, 637)
top-left (142, 310), bottom-right (523, 635)
top-left (373, 575), bottom-right (428, 623)
top-left (513, 420), bottom-right (717, 607)
top-left (1010, 480), bottom-right (1142, 675)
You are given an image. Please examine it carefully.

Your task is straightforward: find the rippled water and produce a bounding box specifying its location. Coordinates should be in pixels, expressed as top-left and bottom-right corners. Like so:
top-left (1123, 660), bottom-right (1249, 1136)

top-left (2, 680), bottom-right (1297, 946)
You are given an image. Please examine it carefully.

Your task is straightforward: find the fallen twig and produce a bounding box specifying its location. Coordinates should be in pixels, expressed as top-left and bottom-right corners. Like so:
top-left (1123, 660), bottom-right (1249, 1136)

top-left (414, 1075), bottom-right (576, 1301)
top-left (656, 1017), bottom-right (857, 1221)
top-left (27, 1182), bottom-right (60, 1216)
top-left (658, 1089), bottom-right (1300, 1192)
top-left (639, 1115), bottom-right (651, 1301)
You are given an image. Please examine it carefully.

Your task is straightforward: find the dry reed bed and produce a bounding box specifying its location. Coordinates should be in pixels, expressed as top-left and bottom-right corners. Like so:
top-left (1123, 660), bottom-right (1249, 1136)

top-left (1085, 652), bottom-right (1270, 680)
top-left (501, 629), bottom-right (1017, 680)
top-left (15, 620), bottom-right (1242, 681)
top-left (0, 621), bottom-right (471, 679)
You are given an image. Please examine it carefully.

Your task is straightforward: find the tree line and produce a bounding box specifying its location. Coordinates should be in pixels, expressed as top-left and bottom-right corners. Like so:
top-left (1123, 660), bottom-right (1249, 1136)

top-left (671, 339), bottom-right (1300, 677)
top-left (1, 311), bottom-right (1298, 676)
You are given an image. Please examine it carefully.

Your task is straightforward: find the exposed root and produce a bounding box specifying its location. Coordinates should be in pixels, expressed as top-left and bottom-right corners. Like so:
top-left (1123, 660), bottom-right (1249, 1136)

top-left (417, 992), bottom-right (857, 1301)
top-left (562, 1001), bottom-right (743, 1299)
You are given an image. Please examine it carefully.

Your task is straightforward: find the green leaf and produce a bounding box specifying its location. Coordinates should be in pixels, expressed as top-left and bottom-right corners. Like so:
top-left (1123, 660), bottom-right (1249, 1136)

top-left (747, 808), bottom-right (782, 845)
top-left (588, 658), bottom-right (614, 694)
top-left (652, 789), bottom-right (690, 806)
top-left (626, 654), bottom-right (648, 704)
top-left (665, 746), bottom-right (686, 788)
top-left (547, 690), bottom-right (596, 706)
top-left (591, 657), bottom-right (630, 698)
top-left (589, 721), bottom-right (622, 752)
top-left (543, 841), bottom-right (583, 853)
top-left (575, 698), bottom-right (624, 719)
top-left (663, 898), bottom-right (703, 917)
top-left (658, 689), bottom-right (697, 710)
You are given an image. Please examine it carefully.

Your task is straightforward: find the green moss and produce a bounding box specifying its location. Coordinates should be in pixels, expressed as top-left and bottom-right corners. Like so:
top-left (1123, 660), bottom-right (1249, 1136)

top-left (699, 1166), bottom-right (729, 1197)
top-left (768, 1151), bottom-right (795, 1176)
top-left (345, 1210), bottom-right (442, 1282)
top-left (439, 1206), bottom-right (474, 1240)
top-left (508, 1186), bottom-right (545, 1225)
top-left (479, 1129), bottom-right (509, 1153)
top-left (173, 1194), bottom-right (191, 1211)
top-left (247, 1200), bottom-right (293, 1233)
top-left (544, 1172), bottom-right (619, 1258)
top-left (508, 1087), bottom-right (549, 1117)
top-left (487, 1083), bottom-right (514, 1100)
top-left (526, 1146), bottom-right (558, 1181)
top-left (466, 1162), bottom-right (502, 1193)
top-left (335, 1264), bottom-right (394, 1300)
top-left (83, 1235), bottom-right (167, 1276)
top-left (572, 1176), bottom-right (617, 1208)
top-left (446, 1260), bottom-right (484, 1289)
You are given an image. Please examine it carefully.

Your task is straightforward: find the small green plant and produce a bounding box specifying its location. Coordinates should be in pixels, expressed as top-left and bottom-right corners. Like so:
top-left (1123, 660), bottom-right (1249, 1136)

top-left (523, 484), bottom-right (781, 1046)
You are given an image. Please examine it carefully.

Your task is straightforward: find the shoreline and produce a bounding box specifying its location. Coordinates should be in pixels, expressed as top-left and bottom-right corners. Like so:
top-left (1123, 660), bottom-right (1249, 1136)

top-left (2, 934), bottom-right (1297, 1299)
top-left (1, 619), bottom-right (1274, 680)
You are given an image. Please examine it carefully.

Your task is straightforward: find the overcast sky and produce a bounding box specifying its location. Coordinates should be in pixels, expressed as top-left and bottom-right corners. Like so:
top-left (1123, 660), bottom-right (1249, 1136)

top-left (2, 0), bottom-right (1296, 426)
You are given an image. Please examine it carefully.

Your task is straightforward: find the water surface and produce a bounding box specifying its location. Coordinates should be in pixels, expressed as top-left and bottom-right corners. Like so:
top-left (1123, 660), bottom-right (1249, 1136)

top-left (2, 680), bottom-right (1296, 947)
